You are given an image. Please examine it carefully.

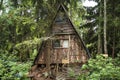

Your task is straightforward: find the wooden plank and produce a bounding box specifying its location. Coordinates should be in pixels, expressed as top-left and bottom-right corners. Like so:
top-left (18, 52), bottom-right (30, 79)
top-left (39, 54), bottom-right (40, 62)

top-left (52, 22), bottom-right (75, 34)
top-left (62, 59), bottom-right (69, 63)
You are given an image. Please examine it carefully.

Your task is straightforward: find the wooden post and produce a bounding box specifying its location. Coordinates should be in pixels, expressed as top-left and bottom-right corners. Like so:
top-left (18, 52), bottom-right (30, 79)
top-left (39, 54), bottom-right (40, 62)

top-left (46, 39), bottom-right (51, 77)
top-left (56, 60), bottom-right (58, 75)
top-left (68, 35), bottom-right (70, 65)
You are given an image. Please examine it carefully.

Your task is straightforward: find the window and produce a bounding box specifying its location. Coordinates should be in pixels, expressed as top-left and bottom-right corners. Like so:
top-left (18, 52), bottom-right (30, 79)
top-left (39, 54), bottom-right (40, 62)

top-left (54, 40), bottom-right (60, 47)
top-left (63, 40), bottom-right (69, 48)
top-left (53, 39), bottom-right (69, 48)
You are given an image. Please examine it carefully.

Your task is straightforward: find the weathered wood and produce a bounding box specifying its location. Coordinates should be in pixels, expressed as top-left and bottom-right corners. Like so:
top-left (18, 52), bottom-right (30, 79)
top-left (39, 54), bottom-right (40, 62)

top-left (52, 20), bottom-right (75, 34)
top-left (46, 39), bottom-right (51, 76)
top-left (37, 35), bottom-right (88, 64)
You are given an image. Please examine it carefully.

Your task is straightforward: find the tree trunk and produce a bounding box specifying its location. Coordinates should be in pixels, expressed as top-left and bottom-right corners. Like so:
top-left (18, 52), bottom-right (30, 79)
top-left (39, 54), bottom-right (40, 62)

top-left (98, 0), bottom-right (102, 54)
top-left (112, 27), bottom-right (115, 58)
top-left (104, 0), bottom-right (108, 54)
top-left (98, 31), bottom-right (102, 54)
top-left (112, 1), bottom-right (115, 58)
top-left (0, 0), bottom-right (3, 10)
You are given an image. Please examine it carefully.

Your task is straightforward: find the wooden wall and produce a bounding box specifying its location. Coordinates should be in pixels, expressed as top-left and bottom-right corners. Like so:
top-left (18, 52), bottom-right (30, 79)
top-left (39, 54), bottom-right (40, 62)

top-left (37, 35), bottom-right (88, 64)
top-left (52, 22), bottom-right (75, 34)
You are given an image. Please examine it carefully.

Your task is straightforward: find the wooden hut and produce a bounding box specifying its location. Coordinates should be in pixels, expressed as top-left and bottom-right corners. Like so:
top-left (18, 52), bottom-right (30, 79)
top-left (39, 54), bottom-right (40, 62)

top-left (29, 4), bottom-right (90, 80)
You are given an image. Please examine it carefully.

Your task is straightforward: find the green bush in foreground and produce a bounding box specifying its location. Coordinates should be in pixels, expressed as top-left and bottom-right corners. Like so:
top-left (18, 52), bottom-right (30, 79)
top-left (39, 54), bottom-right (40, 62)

top-left (0, 50), bottom-right (32, 80)
top-left (77, 55), bottom-right (120, 80)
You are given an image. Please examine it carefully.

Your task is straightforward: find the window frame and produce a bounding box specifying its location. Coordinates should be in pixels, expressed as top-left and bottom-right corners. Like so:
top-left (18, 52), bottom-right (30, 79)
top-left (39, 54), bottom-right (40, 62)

top-left (53, 39), bottom-right (69, 48)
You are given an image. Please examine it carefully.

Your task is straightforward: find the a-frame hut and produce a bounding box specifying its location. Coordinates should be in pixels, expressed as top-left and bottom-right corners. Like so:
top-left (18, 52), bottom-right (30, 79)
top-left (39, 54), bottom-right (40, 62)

top-left (29, 4), bottom-right (90, 80)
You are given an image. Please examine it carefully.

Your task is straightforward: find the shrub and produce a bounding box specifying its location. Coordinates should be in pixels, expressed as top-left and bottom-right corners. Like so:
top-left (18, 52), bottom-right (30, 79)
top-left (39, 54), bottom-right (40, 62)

top-left (0, 50), bottom-right (32, 80)
top-left (78, 55), bottom-right (120, 80)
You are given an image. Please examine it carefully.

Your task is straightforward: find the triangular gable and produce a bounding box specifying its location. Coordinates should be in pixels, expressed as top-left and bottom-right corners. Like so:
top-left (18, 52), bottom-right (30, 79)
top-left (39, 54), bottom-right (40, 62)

top-left (33, 4), bottom-right (91, 65)
top-left (52, 4), bottom-right (91, 57)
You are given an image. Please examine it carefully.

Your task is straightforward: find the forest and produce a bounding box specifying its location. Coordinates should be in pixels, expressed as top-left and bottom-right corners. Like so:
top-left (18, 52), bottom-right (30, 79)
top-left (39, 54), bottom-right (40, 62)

top-left (0, 0), bottom-right (120, 80)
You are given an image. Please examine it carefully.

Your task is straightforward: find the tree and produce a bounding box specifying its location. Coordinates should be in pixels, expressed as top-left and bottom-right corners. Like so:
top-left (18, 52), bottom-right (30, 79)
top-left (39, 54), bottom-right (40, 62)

top-left (103, 0), bottom-right (108, 54)
top-left (97, 0), bottom-right (102, 54)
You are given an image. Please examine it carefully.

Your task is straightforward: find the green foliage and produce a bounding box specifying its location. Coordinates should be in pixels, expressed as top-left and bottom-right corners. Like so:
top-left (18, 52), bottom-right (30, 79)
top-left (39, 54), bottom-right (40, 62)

top-left (114, 54), bottom-right (120, 66)
top-left (15, 38), bottom-right (41, 49)
top-left (14, 38), bottom-right (42, 61)
top-left (0, 49), bottom-right (32, 80)
top-left (68, 68), bottom-right (75, 77)
top-left (78, 55), bottom-right (120, 80)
